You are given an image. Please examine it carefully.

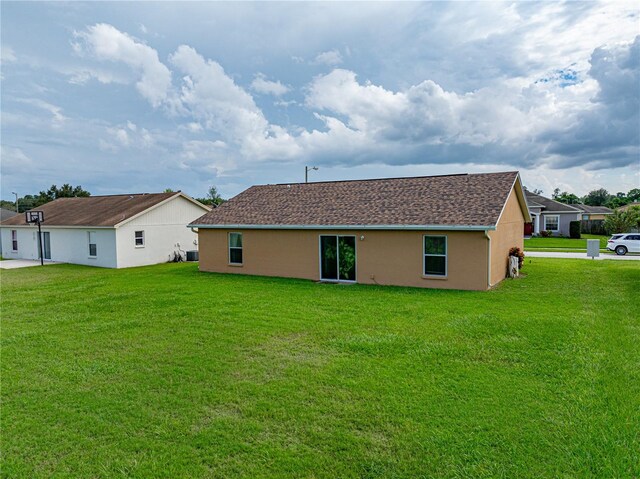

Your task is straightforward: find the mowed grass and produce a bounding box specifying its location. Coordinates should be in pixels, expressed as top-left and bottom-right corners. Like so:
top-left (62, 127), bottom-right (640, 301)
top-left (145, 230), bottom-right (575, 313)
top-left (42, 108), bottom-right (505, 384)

top-left (524, 234), bottom-right (609, 251)
top-left (1, 260), bottom-right (639, 478)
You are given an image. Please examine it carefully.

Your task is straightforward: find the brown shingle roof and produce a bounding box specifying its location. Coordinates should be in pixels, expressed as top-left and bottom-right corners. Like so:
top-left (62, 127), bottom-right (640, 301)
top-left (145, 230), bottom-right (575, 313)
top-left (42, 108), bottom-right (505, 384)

top-left (0, 193), bottom-right (179, 227)
top-left (191, 171), bottom-right (520, 228)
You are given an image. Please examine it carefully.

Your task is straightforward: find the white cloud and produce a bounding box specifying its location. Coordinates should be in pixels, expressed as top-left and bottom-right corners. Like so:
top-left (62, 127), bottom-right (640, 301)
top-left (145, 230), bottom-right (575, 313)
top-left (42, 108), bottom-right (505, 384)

top-left (15, 98), bottom-right (68, 128)
top-left (250, 73), bottom-right (290, 96)
top-left (67, 67), bottom-right (128, 85)
top-left (179, 139), bottom-right (235, 175)
top-left (101, 123), bottom-right (154, 151)
top-left (0, 146), bottom-right (35, 175)
top-left (313, 49), bottom-right (343, 66)
top-left (1, 45), bottom-right (16, 63)
top-left (75, 23), bottom-right (172, 107)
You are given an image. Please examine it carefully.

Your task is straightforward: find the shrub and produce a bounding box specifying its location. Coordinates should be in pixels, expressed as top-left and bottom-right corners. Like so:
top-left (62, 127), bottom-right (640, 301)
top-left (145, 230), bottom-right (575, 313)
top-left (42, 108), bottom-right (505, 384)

top-left (604, 208), bottom-right (640, 234)
top-left (509, 246), bottom-right (525, 270)
top-left (540, 230), bottom-right (552, 237)
top-left (569, 221), bottom-right (581, 239)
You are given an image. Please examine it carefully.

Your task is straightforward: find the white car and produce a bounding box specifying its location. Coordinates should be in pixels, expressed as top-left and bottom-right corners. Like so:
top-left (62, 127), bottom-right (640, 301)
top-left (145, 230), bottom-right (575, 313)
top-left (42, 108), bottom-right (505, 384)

top-left (607, 233), bottom-right (640, 255)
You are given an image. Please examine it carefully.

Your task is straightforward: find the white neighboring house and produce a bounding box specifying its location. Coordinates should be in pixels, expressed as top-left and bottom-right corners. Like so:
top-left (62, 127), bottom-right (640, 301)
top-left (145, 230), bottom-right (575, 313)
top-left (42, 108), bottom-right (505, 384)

top-left (0, 192), bottom-right (210, 268)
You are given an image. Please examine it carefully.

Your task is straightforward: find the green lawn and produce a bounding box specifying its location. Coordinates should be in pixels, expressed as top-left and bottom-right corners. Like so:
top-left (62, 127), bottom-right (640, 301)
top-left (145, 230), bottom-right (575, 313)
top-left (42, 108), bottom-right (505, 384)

top-left (524, 234), bottom-right (609, 251)
top-left (2, 260), bottom-right (639, 478)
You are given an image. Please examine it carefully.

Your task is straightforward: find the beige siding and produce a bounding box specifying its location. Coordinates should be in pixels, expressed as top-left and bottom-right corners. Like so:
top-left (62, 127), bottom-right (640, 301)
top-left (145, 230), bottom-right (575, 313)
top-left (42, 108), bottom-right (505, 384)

top-left (198, 228), bottom-right (490, 290)
top-left (489, 188), bottom-right (525, 285)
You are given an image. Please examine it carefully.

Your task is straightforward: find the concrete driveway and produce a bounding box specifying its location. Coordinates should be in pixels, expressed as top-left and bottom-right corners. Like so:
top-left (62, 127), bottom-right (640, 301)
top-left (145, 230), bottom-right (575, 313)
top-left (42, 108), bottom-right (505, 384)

top-left (525, 251), bottom-right (640, 261)
top-left (0, 260), bottom-right (61, 269)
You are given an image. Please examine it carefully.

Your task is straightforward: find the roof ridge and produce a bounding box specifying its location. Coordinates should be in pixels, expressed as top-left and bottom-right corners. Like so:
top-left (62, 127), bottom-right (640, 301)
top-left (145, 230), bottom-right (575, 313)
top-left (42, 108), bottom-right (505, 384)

top-left (73, 192), bottom-right (177, 198)
top-left (262, 171), bottom-right (517, 187)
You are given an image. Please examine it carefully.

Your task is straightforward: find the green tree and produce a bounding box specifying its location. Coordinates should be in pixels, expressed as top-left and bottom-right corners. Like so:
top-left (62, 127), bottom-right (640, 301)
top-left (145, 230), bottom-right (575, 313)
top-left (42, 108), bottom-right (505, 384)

top-left (582, 188), bottom-right (610, 206)
top-left (554, 192), bottom-right (581, 204)
top-left (627, 188), bottom-right (640, 202)
top-left (36, 184), bottom-right (91, 205)
top-left (603, 207), bottom-right (640, 234)
top-left (196, 186), bottom-right (225, 207)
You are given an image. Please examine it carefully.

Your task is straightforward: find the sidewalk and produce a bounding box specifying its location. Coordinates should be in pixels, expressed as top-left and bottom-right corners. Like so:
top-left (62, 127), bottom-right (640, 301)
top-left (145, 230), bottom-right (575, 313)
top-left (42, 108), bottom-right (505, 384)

top-left (0, 260), bottom-right (61, 269)
top-left (525, 251), bottom-right (640, 261)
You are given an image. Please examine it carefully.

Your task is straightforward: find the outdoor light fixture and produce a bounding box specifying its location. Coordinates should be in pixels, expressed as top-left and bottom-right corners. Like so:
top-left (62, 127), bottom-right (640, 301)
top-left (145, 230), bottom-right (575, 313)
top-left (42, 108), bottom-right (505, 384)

top-left (305, 166), bottom-right (318, 183)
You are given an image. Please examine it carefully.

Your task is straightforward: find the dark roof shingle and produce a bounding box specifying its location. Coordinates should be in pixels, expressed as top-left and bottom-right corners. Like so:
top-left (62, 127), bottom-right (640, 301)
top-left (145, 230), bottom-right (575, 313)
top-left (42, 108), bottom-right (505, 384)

top-left (0, 193), bottom-right (179, 227)
top-left (0, 208), bottom-right (18, 222)
top-left (524, 191), bottom-right (581, 213)
top-left (192, 171), bottom-right (520, 228)
top-left (573, 204), bottom-right (613, 214)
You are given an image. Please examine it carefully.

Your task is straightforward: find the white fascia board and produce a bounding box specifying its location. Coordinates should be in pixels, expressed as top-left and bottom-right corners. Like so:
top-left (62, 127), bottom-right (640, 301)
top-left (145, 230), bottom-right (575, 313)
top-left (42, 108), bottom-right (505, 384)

top-left (114, 192), bottom-right (210, 228)
top-left (0, 225), bottom-right (114, 229)
top-left (496, 173), bottom-right (532, 224)
top-left (189, 224), bottom-right (495, 231)
top-left (542, 211), bottom-right (583, 214)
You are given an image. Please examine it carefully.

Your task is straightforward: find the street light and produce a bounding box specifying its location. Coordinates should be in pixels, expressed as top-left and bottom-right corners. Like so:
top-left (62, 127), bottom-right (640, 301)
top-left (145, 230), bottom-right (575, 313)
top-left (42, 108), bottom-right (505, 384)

top-left (305, 166), bottom-right (318, 183)
top-left (11, 192), bottom-right (18, 212)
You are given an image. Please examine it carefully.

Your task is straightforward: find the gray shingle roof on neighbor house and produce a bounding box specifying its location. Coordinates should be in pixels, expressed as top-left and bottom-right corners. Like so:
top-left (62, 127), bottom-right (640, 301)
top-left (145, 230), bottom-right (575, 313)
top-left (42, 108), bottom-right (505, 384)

top-left (573, 204), bottom-right (613, 214)
top-left (192, 171), bottom-right (521, 228)
top-left (0, 192), bottom-right (197, 227)
top-left (524, 191), bottom-right (581, 213)
top-left (0, 208), bottom-right (18, 222)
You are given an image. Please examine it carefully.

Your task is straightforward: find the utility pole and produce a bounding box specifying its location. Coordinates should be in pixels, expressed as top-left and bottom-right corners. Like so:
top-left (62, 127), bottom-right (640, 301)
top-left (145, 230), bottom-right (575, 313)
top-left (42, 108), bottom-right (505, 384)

top-left (12, 191), bottom-right (18, 212)
top-left (305, 166), bottom-right (318, 183)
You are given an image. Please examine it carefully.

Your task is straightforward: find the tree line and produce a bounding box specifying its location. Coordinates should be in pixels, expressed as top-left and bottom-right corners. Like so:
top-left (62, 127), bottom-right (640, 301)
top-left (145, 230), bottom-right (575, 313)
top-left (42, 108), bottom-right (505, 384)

top-left (1, 184), bottom-right (225, 213)
top-left (526, 186), bottom-right (640, 209)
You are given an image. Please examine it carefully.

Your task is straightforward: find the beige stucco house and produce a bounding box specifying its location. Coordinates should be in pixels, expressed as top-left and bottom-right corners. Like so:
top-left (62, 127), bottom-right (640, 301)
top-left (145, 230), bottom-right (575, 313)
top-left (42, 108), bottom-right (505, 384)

top-left (190, 171), bottom-right (530, 291)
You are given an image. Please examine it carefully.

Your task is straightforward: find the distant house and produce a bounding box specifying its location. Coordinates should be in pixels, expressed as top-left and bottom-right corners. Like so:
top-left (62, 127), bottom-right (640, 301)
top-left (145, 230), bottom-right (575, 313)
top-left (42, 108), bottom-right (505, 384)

top-left (573, 204), bottom-right (613, 221)
top-left (524, 191), bottom-right (580, 236)
top-left (0, 208), bottom-right (18, 254)
top-left (617, 202), bottom-right (640, 212)
top-left (0, 192), bottom-right (210, 268)
top-left (189, 171), bottom-right (530, 291)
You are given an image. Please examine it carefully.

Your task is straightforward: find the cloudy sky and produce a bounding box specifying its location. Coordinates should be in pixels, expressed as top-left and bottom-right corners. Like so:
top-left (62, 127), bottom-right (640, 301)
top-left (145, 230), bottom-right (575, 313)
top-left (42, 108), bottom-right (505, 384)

top-left (1, 1), bottom-right (639, 201)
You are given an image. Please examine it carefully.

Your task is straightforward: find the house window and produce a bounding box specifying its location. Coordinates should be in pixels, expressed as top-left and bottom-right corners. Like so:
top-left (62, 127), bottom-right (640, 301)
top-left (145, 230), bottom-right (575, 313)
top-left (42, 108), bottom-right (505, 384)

top-left (582, 214), bottom-right (589, 220)
top-left (88, 231), bottom-right (97, 257)
top-left (544, 215), bottom-right (559, 231)
top-left (424, 235), bottom-right (447, 277)
top-left (135, 230), bottom-right (145, 247)
top-left (11, 230), bottom-right (18, 251)
top-left (228, 232), bottom-right (243, 265)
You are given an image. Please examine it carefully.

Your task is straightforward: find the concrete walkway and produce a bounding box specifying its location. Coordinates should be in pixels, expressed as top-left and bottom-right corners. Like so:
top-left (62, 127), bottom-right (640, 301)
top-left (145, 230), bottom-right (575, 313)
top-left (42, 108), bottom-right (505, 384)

top-left (0, 259), bottom-right (61, 269)
top-left (525, 251), bottom-right (640, 261)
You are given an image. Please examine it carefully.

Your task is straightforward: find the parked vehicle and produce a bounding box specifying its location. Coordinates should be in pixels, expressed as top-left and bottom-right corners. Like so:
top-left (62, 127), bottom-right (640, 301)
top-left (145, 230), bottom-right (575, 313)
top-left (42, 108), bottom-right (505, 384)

top-left (607, 233), bottom-right (640, 255)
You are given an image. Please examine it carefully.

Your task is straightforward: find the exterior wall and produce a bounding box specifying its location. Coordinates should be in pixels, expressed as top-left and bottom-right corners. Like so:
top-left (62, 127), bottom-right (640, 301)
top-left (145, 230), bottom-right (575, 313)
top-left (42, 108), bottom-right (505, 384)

top-left (0, 227), bottom-right (117, 267)
top-left (198, 228), bottom-right (490, 291)
top-left (115, 196), bottom-right (206, 268)
top-left (489, 188), bottom-right (525, 286)
top-left (585, 213), bottom-right (608, 221)
top-left (539, 212), bottom-right (580, 236)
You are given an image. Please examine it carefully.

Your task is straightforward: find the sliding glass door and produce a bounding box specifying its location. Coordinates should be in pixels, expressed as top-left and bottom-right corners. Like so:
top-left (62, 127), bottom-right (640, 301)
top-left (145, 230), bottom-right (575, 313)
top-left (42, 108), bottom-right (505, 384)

top-left (320, 235), bottom-right (356, 282)
top-left (37, 232), bottom-right (51, 260)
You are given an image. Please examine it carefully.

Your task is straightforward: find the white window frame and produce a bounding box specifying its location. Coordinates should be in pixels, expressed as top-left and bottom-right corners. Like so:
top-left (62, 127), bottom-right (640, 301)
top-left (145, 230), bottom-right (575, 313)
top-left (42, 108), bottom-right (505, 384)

top-left (544, 215), bottom-right (560, 232)
top-left (134, 230), bottom-right (145, 248)
top-left (88, 231), bottom-right (97, 258)
top-left (423, 235), bottom-right (447, 278)
top-left (228, 232), bottom-right (243, 265)
top-left (11, 230), bottom-right (18, 251)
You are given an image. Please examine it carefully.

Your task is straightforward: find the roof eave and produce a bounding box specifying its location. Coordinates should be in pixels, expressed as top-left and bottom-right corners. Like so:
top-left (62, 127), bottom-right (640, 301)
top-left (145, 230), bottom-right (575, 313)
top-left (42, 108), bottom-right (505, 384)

top-left (188, 224), bottom-right (496, 231)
